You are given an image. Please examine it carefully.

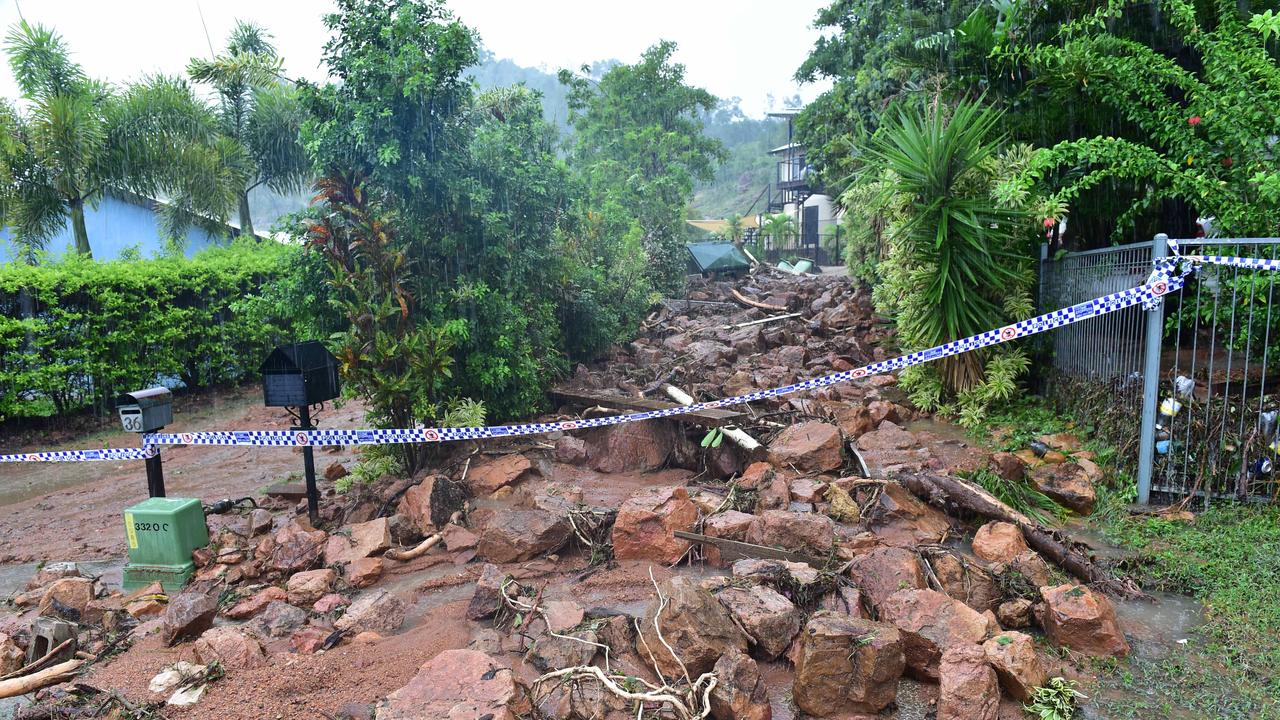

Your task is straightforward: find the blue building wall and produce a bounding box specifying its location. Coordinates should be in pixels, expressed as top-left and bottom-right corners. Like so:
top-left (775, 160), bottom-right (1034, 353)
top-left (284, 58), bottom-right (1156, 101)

top-left (0, 193), bottom-right (230, 263)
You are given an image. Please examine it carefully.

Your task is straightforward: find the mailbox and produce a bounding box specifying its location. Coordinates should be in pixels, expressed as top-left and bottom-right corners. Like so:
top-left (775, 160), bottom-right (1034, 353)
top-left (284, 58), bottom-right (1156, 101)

top-left (116, 387), bottom-right (173, 433)
top-left (259, 341), bottom-right (341, 408)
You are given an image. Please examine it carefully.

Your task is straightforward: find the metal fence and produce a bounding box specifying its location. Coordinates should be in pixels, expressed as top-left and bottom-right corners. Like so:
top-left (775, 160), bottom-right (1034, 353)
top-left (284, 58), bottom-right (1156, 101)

top-left (1039, 240), bottom-right (1153, 422)
top-left (1040, 235), bottom-right (1280, 505)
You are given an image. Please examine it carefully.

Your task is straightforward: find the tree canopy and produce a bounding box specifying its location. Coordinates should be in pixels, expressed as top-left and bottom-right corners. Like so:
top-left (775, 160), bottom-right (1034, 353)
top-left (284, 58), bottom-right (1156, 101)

top-left (0, 21), bottom-right (241, 259)
top-left (796, 0), bottom-right (1280, 245)
top-left (560, 41), bottom-right (725, 292)
top-left (189, 20), bottom-right (309, 238)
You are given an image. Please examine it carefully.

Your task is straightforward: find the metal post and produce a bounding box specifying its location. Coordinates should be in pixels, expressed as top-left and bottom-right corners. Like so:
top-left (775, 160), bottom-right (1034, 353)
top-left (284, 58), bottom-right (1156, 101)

top-left (297, 404), bottom-right (319, 524)
top-left (1137, 233), bottom-right (1169, 505)
top-left (145, 449), bottom-right (165, 498)
top-left (1038, 242), bottom-right (1049, 311)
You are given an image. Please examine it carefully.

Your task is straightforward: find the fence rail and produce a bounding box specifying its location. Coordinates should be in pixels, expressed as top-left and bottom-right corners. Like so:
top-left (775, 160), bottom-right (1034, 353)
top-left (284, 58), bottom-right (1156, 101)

top-left (1039, 235), bottom-right (1280, 505)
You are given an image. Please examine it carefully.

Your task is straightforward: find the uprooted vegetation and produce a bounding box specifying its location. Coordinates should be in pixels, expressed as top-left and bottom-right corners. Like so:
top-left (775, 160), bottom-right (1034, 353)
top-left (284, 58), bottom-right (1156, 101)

top-left (0, 269), bottom-right (1177, 720)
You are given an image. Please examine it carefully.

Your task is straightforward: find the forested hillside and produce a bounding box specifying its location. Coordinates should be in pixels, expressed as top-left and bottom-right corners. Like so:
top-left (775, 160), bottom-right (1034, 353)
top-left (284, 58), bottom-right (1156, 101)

top-left (690, 101), bottom-right (788, 219)
top-left (464, 52), bottom-right (785, 222)
top-left (249, 51), bottom-right (775, 229)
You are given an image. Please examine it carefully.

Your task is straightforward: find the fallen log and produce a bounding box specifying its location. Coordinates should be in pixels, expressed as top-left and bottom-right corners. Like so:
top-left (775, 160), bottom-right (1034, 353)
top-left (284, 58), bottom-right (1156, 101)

top-left (385, 511), bottom-right (462, 562)
top-left (730, 288), bottom-right (786, 312)
top-left (0, 659), bottom-right (83, 699)
top-left (898, 472), bottom-right (1145, 599)
top-left (549, 388), bottom-right (744, 428)
top-left (663, 385), bottom-right (761, 452)
top-left (674, 531), bottom-right (826, 567)
top-left (718, 312), bottom-right (801, 331)
top-left (0, 638), bottom-right (74, 681)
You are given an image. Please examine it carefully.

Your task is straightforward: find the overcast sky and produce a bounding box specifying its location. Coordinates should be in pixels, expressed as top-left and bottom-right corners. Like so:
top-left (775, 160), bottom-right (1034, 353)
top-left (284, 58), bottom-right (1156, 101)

top-left (0, 0), bottom-right (832, 117)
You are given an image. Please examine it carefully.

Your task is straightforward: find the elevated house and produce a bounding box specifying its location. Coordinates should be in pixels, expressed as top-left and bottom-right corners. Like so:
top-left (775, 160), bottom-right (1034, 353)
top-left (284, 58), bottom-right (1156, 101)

top-left (759, 109), bottom-right (841, 265)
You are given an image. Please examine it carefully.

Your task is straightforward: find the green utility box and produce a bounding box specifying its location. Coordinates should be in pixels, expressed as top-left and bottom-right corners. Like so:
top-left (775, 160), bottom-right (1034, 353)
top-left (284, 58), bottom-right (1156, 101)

top-left (121, 497), bottom-right (209, 593)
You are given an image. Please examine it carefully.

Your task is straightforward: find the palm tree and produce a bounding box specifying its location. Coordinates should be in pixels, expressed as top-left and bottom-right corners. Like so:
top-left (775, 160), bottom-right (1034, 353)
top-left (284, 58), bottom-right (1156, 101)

top-left (723, 213), bottom-right (745, 248)
top-left (761, 212), bottom-right (796, 249)
top-left (0, 21), bottom-right (241, 259)
top-left (189, 21), bottom-right (309, 238)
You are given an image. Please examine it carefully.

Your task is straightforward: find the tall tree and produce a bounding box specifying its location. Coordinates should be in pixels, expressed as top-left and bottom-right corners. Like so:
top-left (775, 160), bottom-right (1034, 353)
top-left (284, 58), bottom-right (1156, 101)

top-left (794, 0), bottom-right (998, 194)
top-left (189, 21), bottom-right (309, 238)
top-left (560, 41), bottom-right (725, 292)
top-left (0, 21), bottom-right (241, 259)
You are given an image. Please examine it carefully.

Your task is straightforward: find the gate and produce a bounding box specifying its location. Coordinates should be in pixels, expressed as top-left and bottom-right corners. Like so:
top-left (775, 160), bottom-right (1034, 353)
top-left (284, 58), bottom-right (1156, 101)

top-left (802, 205), bottom-right (819, 248)
top-left (1039, 235), bottom-right (1280, 504)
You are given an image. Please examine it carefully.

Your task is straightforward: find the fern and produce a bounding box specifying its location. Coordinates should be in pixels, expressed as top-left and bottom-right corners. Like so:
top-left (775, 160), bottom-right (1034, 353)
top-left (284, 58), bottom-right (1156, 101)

top-left (967, 468), bottom-right (1064, 526)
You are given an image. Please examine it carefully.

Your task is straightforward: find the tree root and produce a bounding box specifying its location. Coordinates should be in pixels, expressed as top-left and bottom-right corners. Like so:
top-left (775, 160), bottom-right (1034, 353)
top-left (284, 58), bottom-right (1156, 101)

top-left (516, 568), bottom-right (718, 720)
top-left (898, 472), bottom-right (1146, 598)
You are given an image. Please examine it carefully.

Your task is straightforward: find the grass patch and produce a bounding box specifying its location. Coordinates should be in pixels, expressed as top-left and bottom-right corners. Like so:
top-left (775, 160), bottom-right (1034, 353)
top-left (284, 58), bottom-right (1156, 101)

top-left (1105, 506), bottom-right (1280, 699)
top-left (964, 467), bottom-right (1065, 526)
top-left (1087, 505), bottom-right (1280, 718)
top-left (1088, 647), bottom-right (1278, 719)
top-left (975, 396), bottom-right (1073, 451)
top-left (978, 395), bottom-right (1280, 716)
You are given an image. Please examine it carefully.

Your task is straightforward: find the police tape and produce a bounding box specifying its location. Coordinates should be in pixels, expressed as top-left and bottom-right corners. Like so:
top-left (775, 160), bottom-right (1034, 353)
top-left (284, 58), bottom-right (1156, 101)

top-left (0, 447), bottom-right (154, 463)
top-left (0, 244), bottom-right (1244, 464)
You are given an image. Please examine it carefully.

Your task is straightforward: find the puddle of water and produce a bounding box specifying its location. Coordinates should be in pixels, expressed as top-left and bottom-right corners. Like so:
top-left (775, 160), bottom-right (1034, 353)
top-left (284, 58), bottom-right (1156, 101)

top-left (1076, 591), bottom-right (1211, 719)
top-left (1060, 522), bottom-right (1142, 565)
top-left (398, 559), bottom-right (476, 627)
top-left (0, 558), bottom-right (123, 599)
top-left (904, 417), bottom-right (973, 445)
top-left (1113, 590), bottom-right (1205, 659)
top-left (759, 660), bottom-right (796, 720)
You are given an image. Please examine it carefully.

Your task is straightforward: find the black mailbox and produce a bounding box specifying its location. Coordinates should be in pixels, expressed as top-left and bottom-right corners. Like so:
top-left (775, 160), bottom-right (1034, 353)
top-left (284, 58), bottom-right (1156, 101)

top-left (259, 341), bottom-right (341, 407)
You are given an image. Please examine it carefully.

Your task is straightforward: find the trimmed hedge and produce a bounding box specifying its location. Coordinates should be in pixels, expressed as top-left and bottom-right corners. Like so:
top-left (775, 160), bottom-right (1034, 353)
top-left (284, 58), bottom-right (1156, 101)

top-left (0, 240), bottom-right (312, 420)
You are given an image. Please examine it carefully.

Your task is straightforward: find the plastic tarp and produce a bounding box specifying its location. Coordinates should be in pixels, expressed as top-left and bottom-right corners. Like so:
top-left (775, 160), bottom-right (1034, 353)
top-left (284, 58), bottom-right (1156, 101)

top-left (686, 241), bottom-right (752, 274)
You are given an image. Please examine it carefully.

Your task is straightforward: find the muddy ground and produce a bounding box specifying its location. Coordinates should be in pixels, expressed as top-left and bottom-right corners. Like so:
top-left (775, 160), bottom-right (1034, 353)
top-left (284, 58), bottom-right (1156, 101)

top-left (0, 269), bottom-right (1207, 720)
top-left (0, 388), bottom-right (364, 563)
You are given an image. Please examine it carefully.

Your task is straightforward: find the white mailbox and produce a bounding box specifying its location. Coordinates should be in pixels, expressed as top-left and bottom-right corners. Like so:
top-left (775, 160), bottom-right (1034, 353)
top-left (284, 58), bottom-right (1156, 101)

top-left (116, 387), bottom-right (173, 433)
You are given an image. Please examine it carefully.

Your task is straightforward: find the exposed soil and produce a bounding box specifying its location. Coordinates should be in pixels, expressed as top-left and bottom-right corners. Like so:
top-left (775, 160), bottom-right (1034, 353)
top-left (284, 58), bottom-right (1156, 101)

top-left (0, 386), bottom-right (365, 562)
top-left (91, 600), bottom-right (474, 720)
top-left (0, 268), bottom-right (1208, 720)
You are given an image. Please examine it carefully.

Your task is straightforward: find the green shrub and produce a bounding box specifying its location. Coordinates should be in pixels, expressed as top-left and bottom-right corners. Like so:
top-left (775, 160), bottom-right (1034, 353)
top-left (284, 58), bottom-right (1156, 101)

top-left (336, 444), bottom-right (403, 493)
top-left (1025, 677), bottom-right (1086, 720)
top-left (0, 238), bottom-right (307, 420)
top-left (848, 97), bottom-right (1043, 426)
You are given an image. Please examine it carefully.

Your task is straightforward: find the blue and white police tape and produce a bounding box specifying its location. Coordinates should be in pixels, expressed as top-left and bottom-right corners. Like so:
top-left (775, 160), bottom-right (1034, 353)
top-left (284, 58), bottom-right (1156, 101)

top-left (0, 250), bottom-right (1203, 463)
top-left (0, 446), bottom-right (154, 463)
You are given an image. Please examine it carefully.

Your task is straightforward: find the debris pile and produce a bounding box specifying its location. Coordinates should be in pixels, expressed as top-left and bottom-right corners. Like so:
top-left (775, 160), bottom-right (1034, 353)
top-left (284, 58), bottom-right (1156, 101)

top-left (566, 270), bottom-right (892, 410)
top-left (1, 269), bottom-right (1133, 719)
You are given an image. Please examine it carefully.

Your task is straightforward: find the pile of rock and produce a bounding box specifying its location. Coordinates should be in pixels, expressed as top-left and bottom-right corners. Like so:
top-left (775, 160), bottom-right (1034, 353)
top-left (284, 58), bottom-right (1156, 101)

top-left (563, 271), bottom-right (895, 423)
top-left (3, 269), bottom-right (1130, 719)
top-left (399, 414), bottom-right (1133, 720)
